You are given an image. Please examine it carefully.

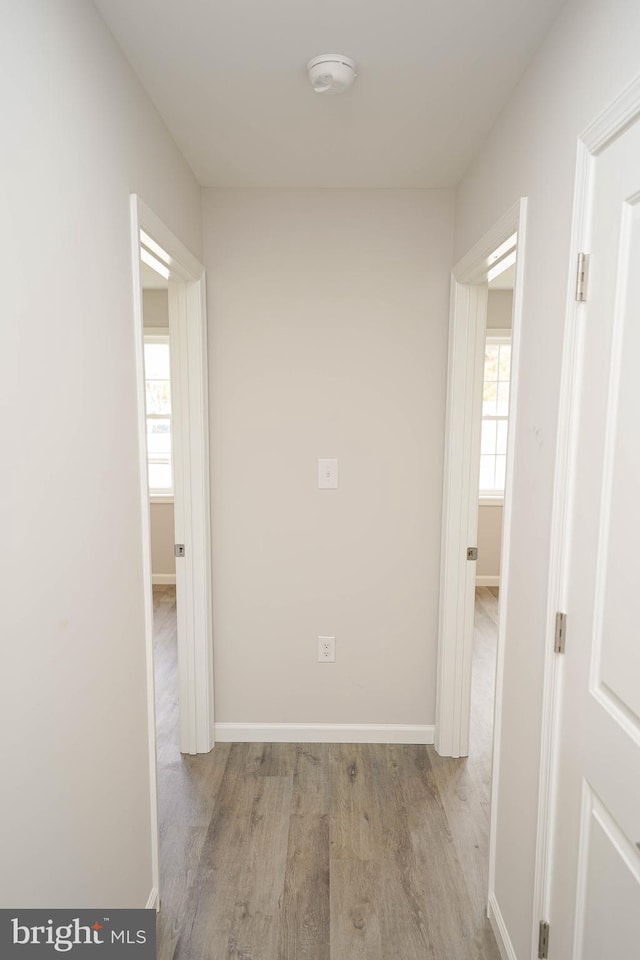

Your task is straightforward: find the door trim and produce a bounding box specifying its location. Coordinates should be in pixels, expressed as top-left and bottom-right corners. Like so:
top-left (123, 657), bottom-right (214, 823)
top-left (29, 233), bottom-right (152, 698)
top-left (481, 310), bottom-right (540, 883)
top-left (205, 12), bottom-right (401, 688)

top-left (130, 196), bottom-right (215, 902)
top-left (435, 278), bottom-right (487, 759)
top-left (166, 274), bottom-right (215, 756)
top-left (532, 70), bottom-right (640, 958)
top-left (214, 722), bottom-right (436, 744)
top-left (435, 199), bottom-right (526, 759)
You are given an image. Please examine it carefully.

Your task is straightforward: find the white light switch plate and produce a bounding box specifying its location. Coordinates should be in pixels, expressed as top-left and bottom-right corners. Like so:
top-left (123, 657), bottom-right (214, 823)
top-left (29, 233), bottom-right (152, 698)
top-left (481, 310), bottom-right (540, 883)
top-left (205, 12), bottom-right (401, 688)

top-left (318, 458), bottom-right (338, 489)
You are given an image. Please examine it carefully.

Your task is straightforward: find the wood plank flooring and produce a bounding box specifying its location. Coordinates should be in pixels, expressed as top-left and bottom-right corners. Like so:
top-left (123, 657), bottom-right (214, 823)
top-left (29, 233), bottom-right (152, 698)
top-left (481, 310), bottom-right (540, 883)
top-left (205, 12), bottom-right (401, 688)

top-left (152, 585), bottom-right (501, 960)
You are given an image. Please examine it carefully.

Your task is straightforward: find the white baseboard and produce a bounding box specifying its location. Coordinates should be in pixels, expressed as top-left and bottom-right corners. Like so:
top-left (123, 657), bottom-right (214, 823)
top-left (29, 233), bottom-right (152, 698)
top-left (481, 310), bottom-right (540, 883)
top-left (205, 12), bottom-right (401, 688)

top-left (214, 722), bottom-right (435, 744)
top-left (488, 892), bottom-right (518, 960)
top-left (152, 574), bottom-right (176, 585)
top-left (477, 575), bottom-right (500, 587)
top-left (145, 887), bottom-right (159, 911)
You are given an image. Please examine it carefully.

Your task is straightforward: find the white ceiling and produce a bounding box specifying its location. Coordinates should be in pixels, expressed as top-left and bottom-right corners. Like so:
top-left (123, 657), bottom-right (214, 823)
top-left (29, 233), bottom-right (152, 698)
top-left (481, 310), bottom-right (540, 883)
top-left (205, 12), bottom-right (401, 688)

top-left (95, 0), bottom-right (565, 189)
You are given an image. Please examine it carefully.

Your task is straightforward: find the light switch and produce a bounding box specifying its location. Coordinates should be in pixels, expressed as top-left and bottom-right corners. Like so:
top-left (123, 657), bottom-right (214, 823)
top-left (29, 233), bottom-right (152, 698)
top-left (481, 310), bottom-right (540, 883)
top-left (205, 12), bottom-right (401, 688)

top-left (318, 458), bottom-right (338, 489)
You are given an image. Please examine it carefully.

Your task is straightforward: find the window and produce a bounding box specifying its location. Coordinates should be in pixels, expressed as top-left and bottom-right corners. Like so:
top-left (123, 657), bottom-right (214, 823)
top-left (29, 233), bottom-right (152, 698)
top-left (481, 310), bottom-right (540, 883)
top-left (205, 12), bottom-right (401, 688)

top-left (144, 334), bottom-right (173, 496)
top-left (479, 334), bottom-right (511, 497)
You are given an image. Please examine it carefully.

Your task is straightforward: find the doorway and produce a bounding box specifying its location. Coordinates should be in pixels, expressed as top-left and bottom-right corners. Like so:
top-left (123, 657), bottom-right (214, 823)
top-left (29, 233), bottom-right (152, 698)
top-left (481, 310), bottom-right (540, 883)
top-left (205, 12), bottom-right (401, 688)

top-left (435, 199), bottom-right (527, 919)
top-left (140, 261), bottom-right (180, 777)
top-left (130, 196), bottom-right (215, 905)
top-left (473, 255), bottom-right (515, 749)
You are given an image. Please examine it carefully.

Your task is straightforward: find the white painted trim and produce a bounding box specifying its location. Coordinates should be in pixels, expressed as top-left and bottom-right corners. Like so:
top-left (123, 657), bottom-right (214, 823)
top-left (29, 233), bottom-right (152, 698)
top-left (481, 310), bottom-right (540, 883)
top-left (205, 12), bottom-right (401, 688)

top-left (168, 275), bottom-right (215, 757)
top-left (144, 331), bottom-right (170, 345)
top-left (145, 888), bottom-right (159, 911)
top-left (582, 71), bottom-right (640, 155)
top-left (454, 203), bottom-right (521, 283)
top-left (479, 497), bottom-right (505, 507)
top-left (476, 576), bottom-right (500, 588)
top-left (488, 893), bottom-right (518, 960)
top-left (214, 723), bottom-right (435, 744)
top-left (571, 783), bottom-right (594, 960)
top-left (435, 280), bottom-right (487, 758)
top-left (138, 204), bottom-right (203, 280)
top-left (152, 574), bottom-right (176, 586)
top-left (149, 496), bottom-right (175, 505)
top-left (143, 326), bottom-right (170, 337)
top-left (531, 71), bottom-right (640, 960)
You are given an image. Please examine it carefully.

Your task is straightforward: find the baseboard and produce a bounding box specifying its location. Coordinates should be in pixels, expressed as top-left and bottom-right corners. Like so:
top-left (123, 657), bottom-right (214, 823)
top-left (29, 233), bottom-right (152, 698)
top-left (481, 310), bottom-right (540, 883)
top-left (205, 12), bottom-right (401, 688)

top-left (145, 887), bottom-right (159, 911)
top-left (152, 574), bottom-right (176, 585)
top-left (477, 575), bottom-right (500, 587)
top-left (488, 892), bottom-right (518, 960)
top-left (214, 723), bottom-right (435, 744)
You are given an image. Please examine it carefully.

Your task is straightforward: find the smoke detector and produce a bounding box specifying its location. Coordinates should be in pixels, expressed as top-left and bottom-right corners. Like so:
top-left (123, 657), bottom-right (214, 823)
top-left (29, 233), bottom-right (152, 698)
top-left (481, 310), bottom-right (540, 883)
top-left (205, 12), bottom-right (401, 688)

top-left (307, 55), bottom-right (357, 95)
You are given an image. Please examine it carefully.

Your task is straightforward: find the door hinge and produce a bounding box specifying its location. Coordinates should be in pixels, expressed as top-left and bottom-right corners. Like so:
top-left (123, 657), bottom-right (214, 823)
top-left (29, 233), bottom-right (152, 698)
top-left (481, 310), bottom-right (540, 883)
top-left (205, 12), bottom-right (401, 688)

top-left (174, 544), bottom-right (185, 558)
top-left (554, 612), bottom-right (567, 653)
top-left (576, 252), bottom-right (590, 301)
top-left (467, 547), bottom-right (478, 561)
top-left (538, 921), bottom-right (550, 959)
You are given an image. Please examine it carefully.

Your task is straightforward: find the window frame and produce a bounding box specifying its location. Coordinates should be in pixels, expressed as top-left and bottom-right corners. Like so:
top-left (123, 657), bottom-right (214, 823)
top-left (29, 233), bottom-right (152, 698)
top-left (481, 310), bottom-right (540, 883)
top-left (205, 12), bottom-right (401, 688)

top-left (143, 329), bottom-right (174, 501)
top-left (479, 329), bottom-right (512, 503)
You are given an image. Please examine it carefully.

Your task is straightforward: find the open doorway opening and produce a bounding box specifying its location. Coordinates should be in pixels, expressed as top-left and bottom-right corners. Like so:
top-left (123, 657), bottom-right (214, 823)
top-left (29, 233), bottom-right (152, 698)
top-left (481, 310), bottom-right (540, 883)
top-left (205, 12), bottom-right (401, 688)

top-left (130, 196), bottom-right (215, 905)
top-left (471, 258), bottom-right (514, 758)
top-left (139, 263), bottom-right (181, 767)
top-left (435, 201), bottom-right (526, 928)
top-left (467, 257), bottom-right (515, 909)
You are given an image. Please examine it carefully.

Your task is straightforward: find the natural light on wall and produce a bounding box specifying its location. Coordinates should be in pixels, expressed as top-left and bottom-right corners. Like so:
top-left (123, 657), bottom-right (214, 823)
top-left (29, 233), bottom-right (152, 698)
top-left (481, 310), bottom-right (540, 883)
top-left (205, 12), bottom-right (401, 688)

top-left (480, 335), bottom-right (511, 495)
top-left (144, 335), bottom-right (173, 495)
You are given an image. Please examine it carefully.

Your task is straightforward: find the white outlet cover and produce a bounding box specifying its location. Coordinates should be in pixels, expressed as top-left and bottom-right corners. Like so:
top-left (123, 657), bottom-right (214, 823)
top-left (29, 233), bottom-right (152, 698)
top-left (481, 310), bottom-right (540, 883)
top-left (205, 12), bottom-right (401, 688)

top-left (318, 635), bottom-right (336, 662)
top-left (318, 458), bottom-right (338, 489)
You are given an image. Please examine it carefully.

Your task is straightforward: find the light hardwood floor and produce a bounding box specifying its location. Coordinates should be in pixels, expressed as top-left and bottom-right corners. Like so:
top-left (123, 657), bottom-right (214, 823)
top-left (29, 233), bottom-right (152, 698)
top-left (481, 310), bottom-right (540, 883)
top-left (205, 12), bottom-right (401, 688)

top-left (152, 585), bottom-right (501, 960)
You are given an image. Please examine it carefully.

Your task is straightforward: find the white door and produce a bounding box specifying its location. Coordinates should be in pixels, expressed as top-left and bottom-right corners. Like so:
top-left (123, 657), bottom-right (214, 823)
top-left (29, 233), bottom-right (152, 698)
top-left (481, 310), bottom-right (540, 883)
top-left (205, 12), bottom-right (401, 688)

top-left (549, 115), bottom-right (640, 955)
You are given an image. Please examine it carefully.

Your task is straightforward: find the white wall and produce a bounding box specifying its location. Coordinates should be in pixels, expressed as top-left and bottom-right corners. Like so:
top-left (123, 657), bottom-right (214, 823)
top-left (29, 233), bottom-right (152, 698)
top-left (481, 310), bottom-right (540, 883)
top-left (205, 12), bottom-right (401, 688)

top-left (454, 0), bottom-right (640, 955)
top-left (487, 289), bottom-right (513, 330)
top-left (149, 503), bottom-right (176, 582)
top-left (477, 504), bottom-right (503, 583)
top-left (142, 289), bottom-right (176, 581)
top-left (204, 188), bottom-right (454, 728)
top-left (142, 288), bottom-right (169, 327)
top-left (0, 0), bottom-right (201, 907)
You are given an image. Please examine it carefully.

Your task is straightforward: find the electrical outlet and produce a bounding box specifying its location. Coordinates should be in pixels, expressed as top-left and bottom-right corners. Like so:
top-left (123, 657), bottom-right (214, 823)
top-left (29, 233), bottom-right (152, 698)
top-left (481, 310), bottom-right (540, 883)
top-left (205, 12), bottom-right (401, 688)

top-left (318, 636), bottom-right (336, 662)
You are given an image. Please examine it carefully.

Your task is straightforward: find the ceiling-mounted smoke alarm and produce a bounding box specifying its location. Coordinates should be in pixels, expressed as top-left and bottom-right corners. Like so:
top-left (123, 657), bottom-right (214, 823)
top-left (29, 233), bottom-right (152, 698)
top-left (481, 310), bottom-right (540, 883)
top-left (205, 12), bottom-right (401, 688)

top-left (307, 55), bottom-right (357, 95)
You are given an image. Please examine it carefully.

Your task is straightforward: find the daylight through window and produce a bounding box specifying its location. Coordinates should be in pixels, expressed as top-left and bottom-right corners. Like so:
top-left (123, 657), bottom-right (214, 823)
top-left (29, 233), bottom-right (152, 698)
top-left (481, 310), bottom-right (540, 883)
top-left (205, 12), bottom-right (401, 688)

top-left (144, 335), bottom-right (173, 496)
top-left (480, 335), bottom-right (511, 496)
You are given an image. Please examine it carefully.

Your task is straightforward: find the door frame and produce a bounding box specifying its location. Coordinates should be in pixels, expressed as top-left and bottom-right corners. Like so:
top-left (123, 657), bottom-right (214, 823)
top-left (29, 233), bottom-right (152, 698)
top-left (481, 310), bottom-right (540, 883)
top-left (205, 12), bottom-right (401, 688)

top-left (435, 199), bottom-right (527, 932)
top-left (531, 70), bottom-right (640, 958)
top-left (435, 198), bottom-right (526, 760)
top-left (130, 196), bottom-right (215, 903)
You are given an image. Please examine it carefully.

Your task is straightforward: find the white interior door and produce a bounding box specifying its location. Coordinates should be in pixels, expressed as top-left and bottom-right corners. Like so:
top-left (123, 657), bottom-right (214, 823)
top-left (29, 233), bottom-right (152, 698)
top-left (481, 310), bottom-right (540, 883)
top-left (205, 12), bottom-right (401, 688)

top-left (550, 111), bottom-right (640, 957)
